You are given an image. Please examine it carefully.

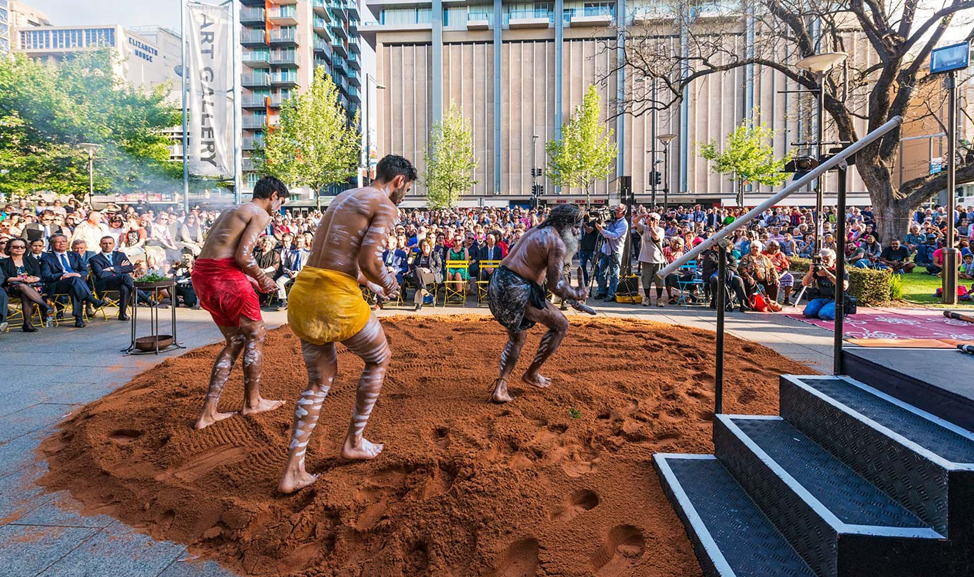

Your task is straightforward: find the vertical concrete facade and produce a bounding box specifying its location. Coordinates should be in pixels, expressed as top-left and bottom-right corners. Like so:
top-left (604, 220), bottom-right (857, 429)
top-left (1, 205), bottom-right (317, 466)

top-left (362, 1), bottom-right (879, 205)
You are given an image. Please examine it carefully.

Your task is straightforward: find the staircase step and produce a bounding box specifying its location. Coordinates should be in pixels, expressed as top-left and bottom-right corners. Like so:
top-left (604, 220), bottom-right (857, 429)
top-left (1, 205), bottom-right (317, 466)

top-left (780, 375), bottom-right (974, 537)
top-left (653, 454), bottom-right (817, 577)
top-left (715, 415), bottom-right (946, 577)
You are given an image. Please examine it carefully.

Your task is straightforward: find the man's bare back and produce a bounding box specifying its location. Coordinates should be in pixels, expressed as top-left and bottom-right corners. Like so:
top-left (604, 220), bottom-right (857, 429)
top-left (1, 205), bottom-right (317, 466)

top-left (501, 226), bottom-right (568, 289)
top-left (306, 186), bottom-right (400, 297)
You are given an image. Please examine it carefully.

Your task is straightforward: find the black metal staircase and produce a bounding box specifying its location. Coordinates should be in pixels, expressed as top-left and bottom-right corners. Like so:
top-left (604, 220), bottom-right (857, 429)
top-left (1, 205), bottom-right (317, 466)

top-left (655, 374), bottom-right (974, 577)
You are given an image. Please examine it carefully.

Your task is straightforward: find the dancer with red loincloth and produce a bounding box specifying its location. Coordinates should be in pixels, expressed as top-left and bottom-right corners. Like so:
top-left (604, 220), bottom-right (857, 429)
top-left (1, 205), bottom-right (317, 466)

top-left (191, 176), bottom-right (289, 430)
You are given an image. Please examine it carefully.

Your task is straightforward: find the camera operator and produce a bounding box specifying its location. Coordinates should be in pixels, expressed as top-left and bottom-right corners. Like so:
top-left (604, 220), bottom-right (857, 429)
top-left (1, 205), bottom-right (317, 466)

top-left (801, 248), bottom-right (849, 320)
top-left (635, 211), bottom-right (666, 306)
top-left (578, 214), bottom-right (599, 286)
top-left (592, 204), bottom-right (628, 302)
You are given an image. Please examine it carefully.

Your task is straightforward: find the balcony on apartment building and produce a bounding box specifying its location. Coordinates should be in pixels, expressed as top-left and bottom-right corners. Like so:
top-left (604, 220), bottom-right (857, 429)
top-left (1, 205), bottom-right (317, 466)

top-left (269, 50), bottom-right (300, 67)
top-left (312, 0), bottom-right (328, 16)
top-left (269, 28), bottom-right (299, 46)
top-left (241, 94), bottom-right (268, 108)
top-left (313, 16), bottom-right (329, 34)
top-left (240, 0), bottom-right (264, 6)
top-left (313, 36), bottom-right (333, 61)
top-left (241, 158), bottom-right (255, 172)
top-left (348, 72), bottom-right (361, 87)
top-left (467, 11), bottom-right (490, 29)
top-left (567, 5), bottom-right (614, 26)
top-left (347, 51), bottom-right (360, 70)
top-left (332, 55), bottom-right (347, 75)
top-left (243, 49), bottom-right (270, 68)
top-left (332, 37), bottom-right (348, 58)
top-left (242, 136), bottom-right (264, 150)
top-left (332, 22), bottom-right (349, 41)
top-left (271, 71), bottom-right (298, 88)
top-left (509, 8), bottom-right (551, 28)
top-left (240, 7), bottom-right (265, 26)
top-left (242, 72), bottom-right (272, 88)
top-left (631, 6), bottom-right (672, 24)
top-left (348, 86), bottom-right (360, 100)
top-left (267, 5), bottom-right (299, 26)
top-left (242, 115), bottom-right (268, 130)
top-left (348, 36), bottom-right (360, 53)
top-left (269, 93), bottom-right (286, 108)
top-left (346, 0), bottom-right (360, 19)
top-left (241, 29), bottom-right (268, 46)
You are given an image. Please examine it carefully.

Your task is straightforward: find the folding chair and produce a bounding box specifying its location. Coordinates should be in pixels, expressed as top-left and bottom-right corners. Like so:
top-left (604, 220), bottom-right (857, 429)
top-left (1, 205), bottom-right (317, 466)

top-left (442, 259), bottom-right (469, 306)
top-left (89, 271), bottom-right (120, 320)
top-left (6, 294), bottom-right (43, 330)
top-left (676, 260), bottom-right (703, 307)
top-left (476, 260), bottom-right (503, 307)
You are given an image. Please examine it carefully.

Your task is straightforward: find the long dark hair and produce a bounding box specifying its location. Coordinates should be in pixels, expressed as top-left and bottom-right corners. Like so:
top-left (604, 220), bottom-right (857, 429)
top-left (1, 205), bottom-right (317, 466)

top-left (538, 204), bottom-right (580, 230)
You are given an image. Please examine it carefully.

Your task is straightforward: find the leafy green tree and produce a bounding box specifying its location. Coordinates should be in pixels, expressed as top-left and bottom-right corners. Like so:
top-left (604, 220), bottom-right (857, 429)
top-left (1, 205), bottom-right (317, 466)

top-left (423, 102), bottom-right (477, 209)
top-left (545, 84), bottom-right (617, 206)
top-left (0, 50), bottom-right (180, 198)
top-left (254, 68), bottom-right (360, 199)
top-left (699, 113), bottom-right (792, 206)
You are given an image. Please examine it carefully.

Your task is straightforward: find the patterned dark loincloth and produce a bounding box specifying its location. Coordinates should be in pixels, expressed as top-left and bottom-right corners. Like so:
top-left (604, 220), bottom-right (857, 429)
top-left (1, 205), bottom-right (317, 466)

top-left (488, 265), bottom-right (548, 331)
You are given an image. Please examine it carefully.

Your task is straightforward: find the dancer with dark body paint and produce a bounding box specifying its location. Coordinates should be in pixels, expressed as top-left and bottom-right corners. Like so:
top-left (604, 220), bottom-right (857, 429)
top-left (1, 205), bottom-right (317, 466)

top-left (486, 204), bottom-right (589, 403)
top-left (191, 176), bottom-right (289, 430)
top-left (278, 155), bottom-right (417, 494)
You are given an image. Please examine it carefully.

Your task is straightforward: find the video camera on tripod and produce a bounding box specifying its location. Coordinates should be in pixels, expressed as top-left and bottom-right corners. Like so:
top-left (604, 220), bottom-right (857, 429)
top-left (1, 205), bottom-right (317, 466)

top-left (586, 206), bottom-right (613, 226)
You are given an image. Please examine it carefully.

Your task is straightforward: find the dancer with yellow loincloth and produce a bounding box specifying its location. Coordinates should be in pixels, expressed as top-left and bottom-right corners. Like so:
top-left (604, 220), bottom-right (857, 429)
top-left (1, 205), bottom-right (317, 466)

top-left (278, 155), bottom-right (417, 494)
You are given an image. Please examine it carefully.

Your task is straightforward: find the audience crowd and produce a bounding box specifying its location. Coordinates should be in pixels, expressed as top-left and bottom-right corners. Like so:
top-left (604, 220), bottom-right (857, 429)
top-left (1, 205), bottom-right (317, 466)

top-left (1, 194), bottom-right (972, 334)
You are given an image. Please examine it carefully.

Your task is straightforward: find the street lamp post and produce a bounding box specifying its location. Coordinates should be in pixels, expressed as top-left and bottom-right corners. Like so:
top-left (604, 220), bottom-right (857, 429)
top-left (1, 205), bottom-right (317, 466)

top-left (532, 134), bottom-right (539, 205)
top-left (362, 75), bottom-right (386, 187)
top-left (657, 133), bottom-right (677, 211)
top-left (795, 52), bottom-right (847, 251)
top-left (79, 143), bottom-right (101, 206)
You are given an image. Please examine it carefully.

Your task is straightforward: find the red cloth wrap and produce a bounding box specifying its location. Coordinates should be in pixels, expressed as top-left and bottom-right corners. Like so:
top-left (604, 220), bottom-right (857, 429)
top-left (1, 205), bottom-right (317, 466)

top-left (191, 257), bottom-right (262, 327)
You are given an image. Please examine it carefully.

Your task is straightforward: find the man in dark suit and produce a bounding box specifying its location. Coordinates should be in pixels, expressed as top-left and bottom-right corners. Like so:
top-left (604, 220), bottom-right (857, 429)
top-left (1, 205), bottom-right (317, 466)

top-left (40, 234), bottom-right (106, 327)
top-left (22, 210), bottom-right (64, 245)
top-left (477, 233), bottom-right (504, 281)
top-left (89, 236), bottom-right (135, 320)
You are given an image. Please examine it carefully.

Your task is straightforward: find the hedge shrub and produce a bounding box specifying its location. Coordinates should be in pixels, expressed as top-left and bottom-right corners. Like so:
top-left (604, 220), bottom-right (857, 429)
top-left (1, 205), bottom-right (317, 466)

top-left (787, 256), bottom-right (892, 307)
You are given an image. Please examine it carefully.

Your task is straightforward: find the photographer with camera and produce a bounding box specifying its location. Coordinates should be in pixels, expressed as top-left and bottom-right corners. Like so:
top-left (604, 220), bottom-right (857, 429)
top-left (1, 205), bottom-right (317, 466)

top-left (635, 211), bottom-right (666, 306)
top-left (801, 248), bottom-right (849, 320)
top-left (592, 204), bottom-right (628, 302)
top-left (577, 214), bottom-right (599, 286)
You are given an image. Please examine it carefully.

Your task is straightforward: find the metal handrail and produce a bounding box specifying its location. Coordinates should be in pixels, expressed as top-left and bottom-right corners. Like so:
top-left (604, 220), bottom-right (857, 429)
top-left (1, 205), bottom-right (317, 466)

top-left (657, 115), bottom-right (903, 280)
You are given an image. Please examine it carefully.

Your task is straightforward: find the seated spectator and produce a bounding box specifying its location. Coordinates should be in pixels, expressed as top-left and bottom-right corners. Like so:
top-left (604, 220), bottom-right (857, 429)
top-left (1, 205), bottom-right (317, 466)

top-left (798, 234), bottom-right (816, 258)
top-left (702, 245), bottom-right (749, 312)
top-left (106, 215), bottom-right (127, 245)
top-left (446, 235), bottom-right (470, 290)
top-left (71, 239), bottom-right (96, 269)
top-left (40, 235), bottom-right (106, 327)
top-left (903, 224), bottom-right (925, 253)
top-left (28, 239), bottom-right (46, 264)
top-left (254, 235), bottom-right (282, 281)
top-left (177, 213), bottom-right (205, 256)
top-left (877, 238), bottom-right (916, 274)
top-left (1, 238), bottom-right (54, 332)
top-left (410, 239), bottom-right (443, 310)
top-left (802, 248), bottom-right (849, 320)
top-left (662, 237), bottom-right (691, 304)
top-left (853, 234), bottom-right (882, 269)
top-left (89, 236), bottom-right (136, 320)
top-left (381, 236), bottom-right (409, 287)
top-left (172, 254), bottom-right (199, 309)
top-left (765, 241), bottom-right (794, 304)
top-left (739, 241), bottom-right (780, 303)
top-left (478, 233), bottom-right (504, 281)
top-left (21, 210), bottom-right (63, 244)
top-left (275, 235), bottom-right (311, 309)
top-left (959, 218), bottom-right (971, 239)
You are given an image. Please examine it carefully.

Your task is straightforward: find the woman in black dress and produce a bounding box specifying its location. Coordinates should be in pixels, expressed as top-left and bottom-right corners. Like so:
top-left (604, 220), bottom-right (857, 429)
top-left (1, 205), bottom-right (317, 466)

top-left (0, 238), bottom-right (54, 332)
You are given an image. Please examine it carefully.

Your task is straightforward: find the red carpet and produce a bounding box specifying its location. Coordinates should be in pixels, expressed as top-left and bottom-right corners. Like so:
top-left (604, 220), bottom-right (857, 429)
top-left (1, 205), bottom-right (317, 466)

top-left (787, 307), bottom-right (974, 344)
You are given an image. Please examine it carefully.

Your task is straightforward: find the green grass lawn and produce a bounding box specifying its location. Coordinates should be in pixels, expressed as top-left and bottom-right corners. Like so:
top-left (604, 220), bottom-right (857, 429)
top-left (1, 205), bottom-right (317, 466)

top-left (898, 271), bottom-right (974, 307)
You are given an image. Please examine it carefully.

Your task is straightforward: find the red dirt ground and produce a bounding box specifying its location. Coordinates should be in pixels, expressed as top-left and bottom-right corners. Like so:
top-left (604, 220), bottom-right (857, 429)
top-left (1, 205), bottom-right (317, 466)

top-left (39, 315), bottom-right (810, 576)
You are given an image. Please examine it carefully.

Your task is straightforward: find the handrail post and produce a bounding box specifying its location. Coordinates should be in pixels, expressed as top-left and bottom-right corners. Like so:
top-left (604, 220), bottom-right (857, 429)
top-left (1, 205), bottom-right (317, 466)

top-left (715, 244), bottom-right (725, 414)
top-left (833, 163), bottom-right (847, 375)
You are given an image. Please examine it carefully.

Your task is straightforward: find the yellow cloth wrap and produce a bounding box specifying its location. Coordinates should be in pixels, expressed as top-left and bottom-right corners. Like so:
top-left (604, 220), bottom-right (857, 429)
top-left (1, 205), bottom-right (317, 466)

top-left (286, 266), bottom-right (372, 345)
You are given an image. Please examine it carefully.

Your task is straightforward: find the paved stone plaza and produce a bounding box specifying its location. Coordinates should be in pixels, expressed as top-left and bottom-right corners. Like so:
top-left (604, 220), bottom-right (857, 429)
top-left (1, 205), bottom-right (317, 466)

top-left (0, 303), bottom-right (833, 576)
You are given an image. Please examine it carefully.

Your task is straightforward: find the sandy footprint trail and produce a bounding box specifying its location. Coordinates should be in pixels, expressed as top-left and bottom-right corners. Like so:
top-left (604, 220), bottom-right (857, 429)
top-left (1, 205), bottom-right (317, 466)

top-left (39, 316), bottom-right (808, 576)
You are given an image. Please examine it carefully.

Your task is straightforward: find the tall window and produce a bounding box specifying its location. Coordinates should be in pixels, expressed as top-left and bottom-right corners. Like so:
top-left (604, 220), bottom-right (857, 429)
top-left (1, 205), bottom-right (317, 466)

top-left (85, 28), bottom-right (115, 47)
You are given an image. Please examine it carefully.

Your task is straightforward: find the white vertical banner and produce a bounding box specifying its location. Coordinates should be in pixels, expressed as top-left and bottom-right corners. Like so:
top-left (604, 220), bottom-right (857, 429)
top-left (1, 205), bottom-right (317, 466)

top-left (186, 1), bottom-right (234, 177)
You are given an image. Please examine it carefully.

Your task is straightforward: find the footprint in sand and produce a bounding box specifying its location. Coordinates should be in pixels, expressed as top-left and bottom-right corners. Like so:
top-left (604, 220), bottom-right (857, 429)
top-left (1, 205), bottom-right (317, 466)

top-left (433, 427), bottom-right (451, 449)
top-left (155, 446), bottom-right (249, 483)
top-left (590, 525), bottom-right (646, 576)
top-left (492, 537), bottom-right (539, 577)
top-left (561, 444), bottom-right (600, 478)
top-left (109, 429), bottom-right (143, 444)
top-left (353, 466), bottom-right (410, 530)
top-left (548, 489), bottom-right (599, 522)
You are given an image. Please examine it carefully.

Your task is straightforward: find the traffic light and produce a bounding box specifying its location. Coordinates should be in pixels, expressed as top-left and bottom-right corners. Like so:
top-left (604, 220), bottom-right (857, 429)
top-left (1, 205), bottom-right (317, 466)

top-left (650, 171), bottom-right (662, 185)
top-left (531, 184), bottom-right (545, 196)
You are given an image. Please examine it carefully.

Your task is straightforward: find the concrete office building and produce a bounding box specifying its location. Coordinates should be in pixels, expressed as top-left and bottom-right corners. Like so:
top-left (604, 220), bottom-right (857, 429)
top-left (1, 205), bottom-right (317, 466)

top-left (362, 1), bottom-right (920, 207)
top-left (239, 0), bottom-right (363, 195)
top-left (0, 0), bottom-right (9, 57)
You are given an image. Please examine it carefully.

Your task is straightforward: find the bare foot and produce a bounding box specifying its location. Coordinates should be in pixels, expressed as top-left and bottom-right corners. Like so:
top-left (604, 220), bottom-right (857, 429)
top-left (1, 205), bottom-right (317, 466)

top-left (278, 468), bottom-right (319, 494)
top-left (489, 378), bottom-right (514, 403)
top-left (241, 397), bottom-right (285, 416)
top-left (522, 373), bottom-right (551, 389)
top-left (194, 410), bottom-right (236, 430)
top-left (341, 436), bottom-right (384, 460)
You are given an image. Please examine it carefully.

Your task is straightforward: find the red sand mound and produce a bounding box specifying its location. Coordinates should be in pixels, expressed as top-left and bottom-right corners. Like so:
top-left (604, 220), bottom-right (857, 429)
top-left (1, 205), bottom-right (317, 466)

top-left (39, 316), bottom-right (810, 576)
